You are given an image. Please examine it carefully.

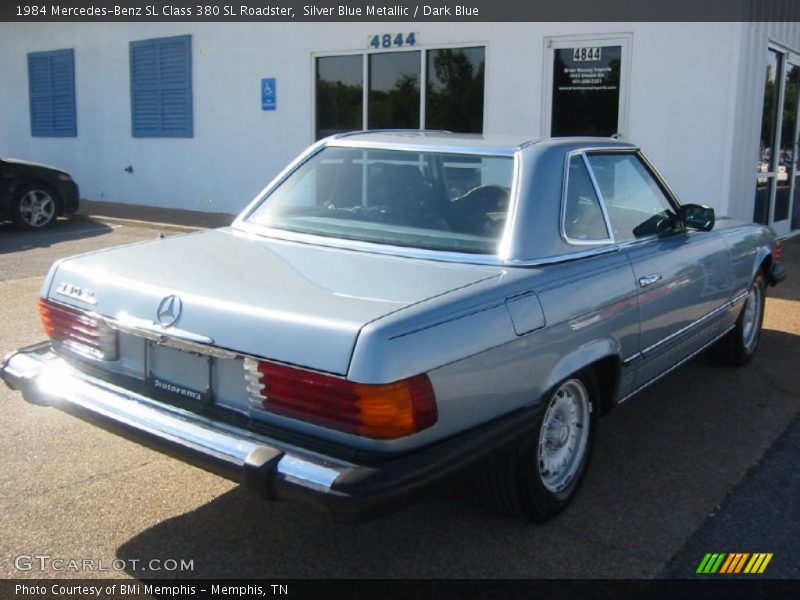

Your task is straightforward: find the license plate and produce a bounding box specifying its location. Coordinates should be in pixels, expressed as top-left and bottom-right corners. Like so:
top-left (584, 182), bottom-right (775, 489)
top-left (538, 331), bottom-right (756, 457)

top-left (146, 342), bottom-right (211, 404)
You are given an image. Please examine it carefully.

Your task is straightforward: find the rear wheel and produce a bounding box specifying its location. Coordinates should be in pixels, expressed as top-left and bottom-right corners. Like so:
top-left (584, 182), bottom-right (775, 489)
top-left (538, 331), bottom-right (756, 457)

top-left (13, 184), bottom-right (58, 229)
top-left (481, 370), bottom-right (597, 521)
top-left (709, 273), bottom-right (766, 366)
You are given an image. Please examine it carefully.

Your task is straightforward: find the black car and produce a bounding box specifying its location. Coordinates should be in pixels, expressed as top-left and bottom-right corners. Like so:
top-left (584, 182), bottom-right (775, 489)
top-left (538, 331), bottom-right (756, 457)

top-left (0, 158), bottom-right (80, 229)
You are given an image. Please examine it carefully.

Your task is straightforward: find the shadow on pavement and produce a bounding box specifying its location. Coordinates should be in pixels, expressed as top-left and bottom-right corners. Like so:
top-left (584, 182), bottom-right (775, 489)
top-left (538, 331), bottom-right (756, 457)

top-left (116, 328), bottom-right (800, 579)
top-left (0, 216), bottom-right (115, 255)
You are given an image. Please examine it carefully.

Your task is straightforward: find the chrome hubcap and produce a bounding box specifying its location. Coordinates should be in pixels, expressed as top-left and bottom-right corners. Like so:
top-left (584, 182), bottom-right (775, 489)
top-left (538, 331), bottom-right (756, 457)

top-left (742, 282), bottom-right (762, 352)
top-left (537, 379), bottom-right (590, 493)
top-left (19, 190), bottom-right (55, 227)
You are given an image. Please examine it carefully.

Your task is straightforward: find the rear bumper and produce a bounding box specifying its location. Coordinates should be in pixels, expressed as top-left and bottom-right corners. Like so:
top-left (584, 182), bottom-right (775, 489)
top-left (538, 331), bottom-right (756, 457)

top-left (1, 342), bottom-right (536, 521)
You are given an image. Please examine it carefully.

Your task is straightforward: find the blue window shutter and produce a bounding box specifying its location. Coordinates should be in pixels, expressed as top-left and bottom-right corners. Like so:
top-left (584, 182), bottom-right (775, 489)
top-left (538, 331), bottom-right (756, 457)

top-left (130, 35), bottom-right (193, 137)
top-left (28, 49), bottom-right (76, 137)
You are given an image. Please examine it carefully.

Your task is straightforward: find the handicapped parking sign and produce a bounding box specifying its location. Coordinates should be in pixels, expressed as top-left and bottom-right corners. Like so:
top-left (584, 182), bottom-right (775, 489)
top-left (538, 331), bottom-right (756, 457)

top-left (261, 78), bottom-right (276, 111)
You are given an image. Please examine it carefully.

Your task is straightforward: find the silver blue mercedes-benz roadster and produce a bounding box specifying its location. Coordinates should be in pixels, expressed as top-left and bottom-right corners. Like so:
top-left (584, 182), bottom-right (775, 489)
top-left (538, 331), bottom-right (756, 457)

top-left (1, 132), bottom-right (786, 521)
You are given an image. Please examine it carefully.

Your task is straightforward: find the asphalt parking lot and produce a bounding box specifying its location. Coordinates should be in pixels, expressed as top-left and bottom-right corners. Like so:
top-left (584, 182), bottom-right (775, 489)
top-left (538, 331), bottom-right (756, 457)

top-left (0, 216), bottom-right (798, 580)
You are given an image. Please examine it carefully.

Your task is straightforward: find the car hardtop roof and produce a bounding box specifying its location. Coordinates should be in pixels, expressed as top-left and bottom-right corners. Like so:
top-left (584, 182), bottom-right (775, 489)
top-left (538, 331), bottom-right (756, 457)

top-left (325, 130), bottom-right (633, 156)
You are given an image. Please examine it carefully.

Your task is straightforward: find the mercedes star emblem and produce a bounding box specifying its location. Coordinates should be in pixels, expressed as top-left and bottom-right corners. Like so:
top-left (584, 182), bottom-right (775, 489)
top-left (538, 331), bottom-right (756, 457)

top-left (156, 295), bottom-right (182, 327)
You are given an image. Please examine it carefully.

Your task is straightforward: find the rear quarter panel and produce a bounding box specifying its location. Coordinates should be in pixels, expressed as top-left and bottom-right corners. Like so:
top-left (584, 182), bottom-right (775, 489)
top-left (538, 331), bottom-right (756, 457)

top-left (349, 251), bottom-right (639, 452)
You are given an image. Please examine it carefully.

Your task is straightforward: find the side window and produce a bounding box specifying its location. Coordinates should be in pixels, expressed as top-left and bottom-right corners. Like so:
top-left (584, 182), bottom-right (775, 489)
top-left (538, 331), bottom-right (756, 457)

top-left (586, 153), bottom-right (676, 242)
top-left (564, 156), bottom-right (610, 242)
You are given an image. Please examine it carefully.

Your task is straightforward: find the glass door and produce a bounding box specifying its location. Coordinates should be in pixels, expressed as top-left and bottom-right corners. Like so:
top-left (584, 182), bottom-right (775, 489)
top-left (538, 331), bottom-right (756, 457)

top-left (774, 59), bottom-right (800, 235)
top-left (755, 50), bottom-right (781, 227)
top-left (755, 48), bottom-right (800, 235)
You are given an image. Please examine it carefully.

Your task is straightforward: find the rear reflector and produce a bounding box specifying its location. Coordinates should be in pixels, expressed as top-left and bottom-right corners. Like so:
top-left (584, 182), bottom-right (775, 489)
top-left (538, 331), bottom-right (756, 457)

top-left (38, 297), bottom-right (118, 361)
top-left (774, 239), bottom-right (783, 261)
top-left (243, 358), bottom-right (437, 439)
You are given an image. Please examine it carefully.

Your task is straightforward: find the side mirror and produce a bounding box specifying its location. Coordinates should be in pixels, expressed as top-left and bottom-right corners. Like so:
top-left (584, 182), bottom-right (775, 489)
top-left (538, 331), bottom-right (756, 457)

top-left (679, 204), bottom-right (715, 232)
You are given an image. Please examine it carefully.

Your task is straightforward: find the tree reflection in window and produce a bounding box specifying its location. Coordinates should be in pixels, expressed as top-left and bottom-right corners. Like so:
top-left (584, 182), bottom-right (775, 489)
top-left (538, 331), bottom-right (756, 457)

top-left (368, 51), bottom-right (420, 129)
top-left (315, 55), bottom-right (363, 139)
top-left (426, 47), bottom-right (485, 133)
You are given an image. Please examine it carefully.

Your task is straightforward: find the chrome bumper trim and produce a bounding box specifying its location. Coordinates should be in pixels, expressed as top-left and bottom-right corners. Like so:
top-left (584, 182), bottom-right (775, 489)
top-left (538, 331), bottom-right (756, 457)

top-left (1, 346), bottom-right (351, 494)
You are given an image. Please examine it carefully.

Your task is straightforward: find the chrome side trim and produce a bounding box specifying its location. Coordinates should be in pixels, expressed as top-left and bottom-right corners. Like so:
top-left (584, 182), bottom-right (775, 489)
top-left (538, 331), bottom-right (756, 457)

top-left (618, 324), bottom-right (736, 404)
top-left (640, 299), bottom-right (738, 358)
top-left (622, 290), bottom-right (747, 366)
top-left (503, 245), bottom-right (621, 267)
top-left (622, 352), bottom-right (642, 366)
top-left (730, 289), bottom-right (750, 306)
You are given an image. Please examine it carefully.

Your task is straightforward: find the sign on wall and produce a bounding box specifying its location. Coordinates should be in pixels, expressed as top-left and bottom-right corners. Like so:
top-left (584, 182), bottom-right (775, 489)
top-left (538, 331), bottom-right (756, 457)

top-left (261, 78), bottom-right (276, 110)
top-left (551, 45), bottom-right (621, 137)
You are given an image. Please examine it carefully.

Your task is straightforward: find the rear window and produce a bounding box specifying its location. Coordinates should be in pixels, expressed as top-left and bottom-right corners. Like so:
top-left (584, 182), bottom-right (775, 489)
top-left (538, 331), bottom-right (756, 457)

top-left (245, 146), bottom-right (515, 254)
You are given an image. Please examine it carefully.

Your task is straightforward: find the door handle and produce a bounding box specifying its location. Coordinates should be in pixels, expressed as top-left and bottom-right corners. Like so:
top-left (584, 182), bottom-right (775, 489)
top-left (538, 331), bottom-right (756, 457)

top-left (639, 274), bottom-right (662, 288)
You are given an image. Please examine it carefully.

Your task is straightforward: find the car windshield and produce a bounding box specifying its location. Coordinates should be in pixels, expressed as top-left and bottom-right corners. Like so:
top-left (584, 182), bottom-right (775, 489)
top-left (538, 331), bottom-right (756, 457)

top-left (245, 146), bottom-right (515, 254)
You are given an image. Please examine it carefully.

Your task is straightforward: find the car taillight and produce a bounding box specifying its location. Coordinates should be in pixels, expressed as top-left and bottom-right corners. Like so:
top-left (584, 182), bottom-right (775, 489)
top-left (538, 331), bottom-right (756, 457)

top-left (774, 239), bottom-right (783, 261)
top-left (243, 358), bottom-right (437, 439)
top-left (38, 297), bottom-right (118, 361)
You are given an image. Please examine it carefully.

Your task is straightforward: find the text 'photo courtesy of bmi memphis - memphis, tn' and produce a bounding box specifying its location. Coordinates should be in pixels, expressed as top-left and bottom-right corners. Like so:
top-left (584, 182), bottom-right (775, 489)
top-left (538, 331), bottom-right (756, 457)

top-left (0, 20), bottom-right (796, 520)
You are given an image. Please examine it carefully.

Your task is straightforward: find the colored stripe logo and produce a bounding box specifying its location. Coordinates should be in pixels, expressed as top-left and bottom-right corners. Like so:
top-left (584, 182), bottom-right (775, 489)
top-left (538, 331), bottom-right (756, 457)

top-left (696, 552), bottom-right (773, 574)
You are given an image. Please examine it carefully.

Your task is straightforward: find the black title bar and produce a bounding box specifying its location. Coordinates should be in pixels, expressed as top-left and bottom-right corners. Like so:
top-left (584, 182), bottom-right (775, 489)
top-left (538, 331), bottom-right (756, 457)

top-left (2, 0), bottom-right (800, 22)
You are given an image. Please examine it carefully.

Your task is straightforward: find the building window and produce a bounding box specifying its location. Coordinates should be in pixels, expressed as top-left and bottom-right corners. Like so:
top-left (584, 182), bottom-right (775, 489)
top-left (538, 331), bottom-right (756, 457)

top-left (316, 55), bottom-right (363, 139)
top-left (130, 35), bottom-right (193, 138)
top-left (314, 46), bottom-right (485, 140)
top-left (27, 49), bottom-right (77, 137)
top-left (426, 47), bottom-right (485, 133)
top-left (368, 51), bottom-right (421, 129)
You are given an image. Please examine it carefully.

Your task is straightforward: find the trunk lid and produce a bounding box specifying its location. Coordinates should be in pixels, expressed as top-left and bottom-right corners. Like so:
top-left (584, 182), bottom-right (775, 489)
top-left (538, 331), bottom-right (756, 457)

top-left (47, 228), bottom-right (501, 375)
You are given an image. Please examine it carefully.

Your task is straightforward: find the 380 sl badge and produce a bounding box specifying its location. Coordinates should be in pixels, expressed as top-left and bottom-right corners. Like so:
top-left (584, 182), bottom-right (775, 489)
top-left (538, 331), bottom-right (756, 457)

top-left (55, 282), bottom-right (96, 305)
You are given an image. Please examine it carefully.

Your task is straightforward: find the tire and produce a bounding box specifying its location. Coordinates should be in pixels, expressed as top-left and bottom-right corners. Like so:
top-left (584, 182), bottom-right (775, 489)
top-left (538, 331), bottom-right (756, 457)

top-left (708, 273), bottom-right (766, 367)
top-left (13, 184), bottom-right (58, 229)
top-left (480, 370), bottom-right (598, 522)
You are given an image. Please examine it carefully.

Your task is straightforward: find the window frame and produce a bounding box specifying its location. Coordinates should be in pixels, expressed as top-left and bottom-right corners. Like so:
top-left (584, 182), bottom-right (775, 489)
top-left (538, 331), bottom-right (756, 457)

top-left (129, 34), bottom-right (194, 138)
top-left (561, 147), bottom-right (684, 248)
top-left (27, 48), bottom-right (77, 138)
top-left (311, 42), bottom-right (488, 141)
top-left (561, 151), bottom-right (614, 245)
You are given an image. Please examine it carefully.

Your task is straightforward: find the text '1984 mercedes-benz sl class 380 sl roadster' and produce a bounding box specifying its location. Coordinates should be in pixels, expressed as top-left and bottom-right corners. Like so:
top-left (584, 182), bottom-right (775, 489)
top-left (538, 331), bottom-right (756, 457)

top-left (1, 132), bottom-right (786, 522)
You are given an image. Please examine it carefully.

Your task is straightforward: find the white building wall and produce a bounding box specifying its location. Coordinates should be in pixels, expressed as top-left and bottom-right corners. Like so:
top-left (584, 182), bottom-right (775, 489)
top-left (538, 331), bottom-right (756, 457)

top-left (0, 22), bottom-right (754, 217)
